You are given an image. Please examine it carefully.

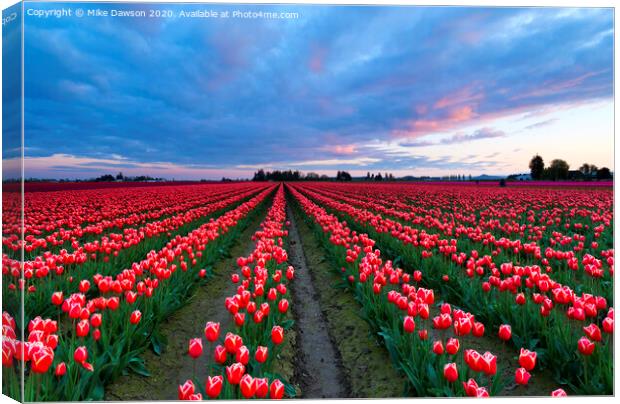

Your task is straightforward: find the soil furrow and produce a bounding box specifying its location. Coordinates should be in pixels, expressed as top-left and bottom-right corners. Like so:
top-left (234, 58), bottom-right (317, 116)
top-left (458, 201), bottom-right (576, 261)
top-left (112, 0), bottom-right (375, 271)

top-left (286, 205), bottom-right (348, 398)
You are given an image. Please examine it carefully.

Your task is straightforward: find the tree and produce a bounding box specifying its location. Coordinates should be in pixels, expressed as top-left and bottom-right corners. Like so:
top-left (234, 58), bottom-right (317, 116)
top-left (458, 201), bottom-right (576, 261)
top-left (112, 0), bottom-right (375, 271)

top-left (547, 159), bottom-right (570, 181)
top-left (596, 167), bottom-right (612, 180)
top-left (336, 171), bottom-right (352, 181)
top-left (529, 155), bottom-right (544, 180)
top-left (116, 172), bottom-right (124, 181)
top-left (579, 163), bottom-right (591, 176)
top-left (252, 169), bottom-right (266, 181)
top-left (375, 173), bottom-right (383, 181)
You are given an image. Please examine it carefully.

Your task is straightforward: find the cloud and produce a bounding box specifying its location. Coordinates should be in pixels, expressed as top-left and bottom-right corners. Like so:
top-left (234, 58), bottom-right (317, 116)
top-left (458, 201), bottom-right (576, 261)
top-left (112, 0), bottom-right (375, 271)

top-left (20, 4), bottom-right (613, 178)
top-left (524, 118), bottom-right (558, 130)
top-left (440, 127), bottom-right (506, 145)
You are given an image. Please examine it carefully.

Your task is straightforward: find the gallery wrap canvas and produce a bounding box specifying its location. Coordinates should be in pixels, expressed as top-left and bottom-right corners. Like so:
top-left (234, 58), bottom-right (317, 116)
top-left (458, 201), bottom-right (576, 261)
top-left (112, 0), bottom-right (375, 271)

top-left (1, 1), bottom-right (615, 401)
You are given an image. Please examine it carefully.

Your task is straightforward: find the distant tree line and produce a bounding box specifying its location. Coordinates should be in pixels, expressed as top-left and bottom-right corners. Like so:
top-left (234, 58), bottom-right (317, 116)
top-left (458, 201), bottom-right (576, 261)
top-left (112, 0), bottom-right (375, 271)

top-left (364, 172), bottom-right (396, 181)
top-left (93, 172), bottom-right (165, 182)
top-left (252, 169), bottom-right (358, 182)
top-left (529, 155), bottom-right (612, 181)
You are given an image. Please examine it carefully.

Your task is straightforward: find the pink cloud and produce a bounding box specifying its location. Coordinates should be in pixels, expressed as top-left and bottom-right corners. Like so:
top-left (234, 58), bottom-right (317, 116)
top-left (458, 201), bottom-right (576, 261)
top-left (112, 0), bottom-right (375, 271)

top-left (434, 84), bottom-right (484, 109)
top-left (309, 45), bottom-right (327, 73)
top-left (449, 105), bottom-right (476, 122)
top-left (511, 70), bottom-right (609, 100)
top-left (331, 144), bottom-right (357, 155)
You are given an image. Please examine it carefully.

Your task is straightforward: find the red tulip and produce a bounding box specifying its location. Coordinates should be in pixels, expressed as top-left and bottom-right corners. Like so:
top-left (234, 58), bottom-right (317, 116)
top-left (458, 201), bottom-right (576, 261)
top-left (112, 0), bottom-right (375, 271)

top-left (255, 377), bottom-right (269, 398)
top-left (224, 332), bottom-right (243, 353)
top-left (129, 310), bottom-right (141, 324)
top-left (234, 312), bottom-right (246, 327)
top-left (462, 378), bottom-right (479, 396)
top-left (76, 319), bottom-right (90, 338)
top-left (204, 322), bottom-right (220, 342)
top-left (236, 345), bottom-right (250, 365)
top-left (418, 329), bottom-right (428, 340)
top-left (551, 388), bottom-right (567, 397)
top-left (446, 338), bottom-right (460, 355)
top-left (188, 338), bottom-right (203, 359)
top-left (481, 351), bottom-right (497, 375)
top-left (90, 313), bottom-right (102, 328)
top-left (515, 367), bottom-right (531, 385)
top-left (51, 291), bottom-right (64, 306)
top-left (403, 316), bottom-right (415, 333)
top-left (432, 341), bottom-right (444, 355)
top-left (269, 379), bottom-right (285, 399)
top-left (443, 363), bottom-right (458, 382)
top-left (107, 297), bottom-right (120, 311)
top-left (271, 326), bottom-right (284, 344)
top-left (54, 362), bottom-right (66, 377)
top-left (583, 323), bottom-right (602, 342)
top-left (518, 348), bottom-right (537, 371)
top-left (178, 380), bottom-right (195, 400)
top-left (476, 387), bottom-right (489, 397)
top-left (278, 299), bottom-right (289, 313)
top-left (255, 346), bottom-right (268, 363)
top-left (240, 374), bottom-right (256, 398)
top-left (214, 345), bottom-right (227, 364)
top-left (472, 322), bottom-right (485, 337)
top-left (602, 317), bottom-right (613, 334)
top-left (225, 362), bottom-right (245, 385)
top-left (577, 337), bottom-right (595, 355)
top-left (205, 375), bottom-right (223, 398)
top-left (74, 346), bottom-right (88, 364)
top-left (30, 346), bottom-right (54, 373)
top-left (498, 324), bottom-right (512, 341)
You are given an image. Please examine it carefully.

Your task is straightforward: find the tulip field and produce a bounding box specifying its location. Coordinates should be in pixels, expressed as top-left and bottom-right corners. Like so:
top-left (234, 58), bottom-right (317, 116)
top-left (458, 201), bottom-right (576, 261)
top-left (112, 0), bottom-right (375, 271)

top-left (1, 181), bottom-right (614, 400)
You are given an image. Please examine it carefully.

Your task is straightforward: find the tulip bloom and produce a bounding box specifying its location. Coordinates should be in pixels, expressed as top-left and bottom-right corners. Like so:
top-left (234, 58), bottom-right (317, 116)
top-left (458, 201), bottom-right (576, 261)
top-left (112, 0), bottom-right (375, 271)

top-left (51, 291), bottom-right (64, 306)
top-left (462, 378), bottom-right (479, 396)
top-left (240, 374), bottom-right (257, 398)
top-left (498, 324), bottom-right (512, 341)
top-left (255, 377), bottom-right (269, 398)
top-left (205, 375), bottom-right (223, 398)
top-left (446, 338), bottom-right (460, 355)
top-left (76, 319), bottom-right (90, 338)
top-left (224, 332), bottom-right (243, 353)
top-left (515, 367), bottom-right (531, 385)
top-left (583, 323), bottom-right (602, 342)
top-left (255, 346), bottom-right (268, 363)
top-left (270, 379), bottom-right (285, 399)
top-left (30, 346), bottom-right (54, 373)
top-left (403, 316), bottom-right (415, 333)
top-left (204, 321), bottom-right (220, 342)
top-left (74, 346), bottom-right (88, 363)
top-left (278, 299), bottom-right (289, 314)
top-left (432, 341), bottom-right (444, 355)
top-left (214, 345), bottom-right (227, 364)
top-left (443, 363), bottom-right (458, 382)
top-left (130, 310), bottom-right (141, 325)
top-left (472, 322), bottom-right (485, 337)
top-left (551, 388), bottom-right (567, 397)
top-left (602, 317), bottom-right (613, 334)
top-left (271, 326), bottom-right (284, 344)
top-left (226, 362), bottom-right (245, 385)
top-left (481, 351), bottom-right (497, 375)
top-left (178, 380), bottom-right (195, 400)
top-left (236, 345), bottom-right (250, 365)
top-left (55, 362), bottom-right (66, 377)
top-left (577, 337), bottom-right (595, 355)
top-left (188, 338), bottom-right (203, 359)
top-left (518, 348), bottom-right (537, 371)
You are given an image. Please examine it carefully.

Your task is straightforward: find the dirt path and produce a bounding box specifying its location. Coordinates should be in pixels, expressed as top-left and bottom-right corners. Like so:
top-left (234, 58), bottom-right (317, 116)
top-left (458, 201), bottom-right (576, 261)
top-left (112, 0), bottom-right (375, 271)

top-left (105, 211), bottom-right (267, 401)
top-left (286, 205), bottom-right (348, 398)
top-left (289, 203), bottom-right (407, 398)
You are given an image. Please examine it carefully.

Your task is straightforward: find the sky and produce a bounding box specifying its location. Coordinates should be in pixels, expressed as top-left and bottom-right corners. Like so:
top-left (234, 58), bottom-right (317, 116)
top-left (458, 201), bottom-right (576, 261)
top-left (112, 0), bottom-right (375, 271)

top-left (6, 2), bottom-right (614, 179)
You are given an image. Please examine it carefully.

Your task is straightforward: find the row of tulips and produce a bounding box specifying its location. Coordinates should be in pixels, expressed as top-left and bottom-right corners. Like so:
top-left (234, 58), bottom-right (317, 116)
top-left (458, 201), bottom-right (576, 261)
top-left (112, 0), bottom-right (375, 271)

top-left (178, 185), bottom-right (293, 400)
top-left (3, 183), bottom-right (265, 255)
top-left (3, 184), bottom-right (271, 323)
top-left (287, 185), bottom-right (516, 396)
top-left (292, 183), bottom-right (613, 395)
top-left (302, 183), bottom-right (612, 301)
top-left (2, 186), bottom-right (275, 401)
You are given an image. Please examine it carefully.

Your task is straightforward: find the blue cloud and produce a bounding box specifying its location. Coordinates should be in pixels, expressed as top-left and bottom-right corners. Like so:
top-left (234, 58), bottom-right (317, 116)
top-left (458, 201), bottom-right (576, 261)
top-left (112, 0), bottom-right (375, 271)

top-left (19, 3), bottom-right (613, 178)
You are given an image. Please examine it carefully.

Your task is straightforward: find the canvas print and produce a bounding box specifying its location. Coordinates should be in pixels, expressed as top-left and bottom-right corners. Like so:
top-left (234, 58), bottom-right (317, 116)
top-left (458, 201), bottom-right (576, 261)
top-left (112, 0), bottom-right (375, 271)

top-left (1, 1), bottom-right (615, 401)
